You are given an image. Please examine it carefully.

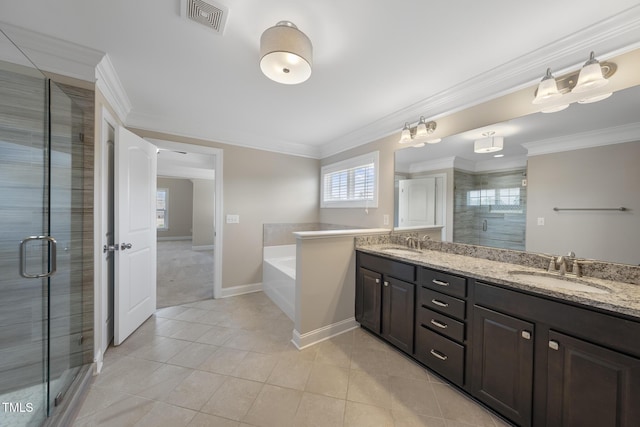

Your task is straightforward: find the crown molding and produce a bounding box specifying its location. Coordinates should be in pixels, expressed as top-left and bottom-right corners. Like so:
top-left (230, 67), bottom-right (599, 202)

top-left (0, 22), bottom-right (104, 82)
top-left (127, 110), bottom-right (322, 159)
top-left (319, 5), bottom-right (640, 159)
top-left (523, 122), bottom-right (640, 157)
top-left (96, 54), bottom-right (132, 123)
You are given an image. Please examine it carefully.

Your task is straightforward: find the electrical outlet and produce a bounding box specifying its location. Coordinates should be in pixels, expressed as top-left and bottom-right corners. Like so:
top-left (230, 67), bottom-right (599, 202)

top-left (383, 214), bottom-right (389, 226)
top-left (522, 179), bottom-right (528, 187)
top-left (226, 214), bottom-right (240, 224)
top-left (537, 217), bottom-right (545, 226)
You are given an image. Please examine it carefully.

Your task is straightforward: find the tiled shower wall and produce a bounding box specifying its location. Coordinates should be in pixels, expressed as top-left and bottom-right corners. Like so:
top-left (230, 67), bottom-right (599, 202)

top-left (454, 169), bottom-right (527, 251)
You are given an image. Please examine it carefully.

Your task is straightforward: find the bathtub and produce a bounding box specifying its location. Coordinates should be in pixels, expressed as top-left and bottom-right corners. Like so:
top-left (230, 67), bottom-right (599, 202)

top-left (263, 245), bottom-right (296, 321)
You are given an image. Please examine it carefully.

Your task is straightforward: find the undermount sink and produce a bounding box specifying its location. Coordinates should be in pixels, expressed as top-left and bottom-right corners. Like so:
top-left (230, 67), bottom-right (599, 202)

top-left (380, 247), bottom-right (422, 256)
top-left (508, 271), bottom-right (610, 294)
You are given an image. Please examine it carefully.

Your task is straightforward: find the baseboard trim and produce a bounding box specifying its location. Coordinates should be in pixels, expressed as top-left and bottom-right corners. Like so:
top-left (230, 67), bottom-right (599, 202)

top-left (292, 318), bottom-right (359, 349)
top-left (192, 245), bottom-right (214, 251)
top-left (157, 236), bottom-right (192, 241)
top-left (220, 282), bottom-right (263, 298)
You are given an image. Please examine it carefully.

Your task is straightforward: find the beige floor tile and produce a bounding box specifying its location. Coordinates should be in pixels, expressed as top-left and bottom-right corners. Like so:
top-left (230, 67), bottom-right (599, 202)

top-left (133, 364), bottom-right (193, 400)
top-left (491, 414), bottom-right (515, 426)
top-left (129, 336), bottom-right (191, 363)
top-left (314, 340), bottom-right (352, 368)
top-left (73, 395), bottom-right (155, 427)
top-left (153, 318), bottom-right (192, 337)
top-left (169, 322), bottom-right (213, 341)
top-left (222, 330), bottom-right (263, 351)
top-left (196, 309), bottom-right (229, 326)
top-left (267, 358), bottom-right (313, 390)
top-left (200, 377), bottom-right (263, 421)
top-left (167, 342), bottom-right (219, 369)
top-left (347, 370), bottom-right (392, 409)
top-left (385, 349), bottom-right (431, 381)
top-left (353, 329), bottom-right (390, 352)
top-left (187, 412), bottom-right (240, 426)
top-left (164, 370), bottom-right (226, 411)
top-left (350, 347), bottom-right (389, 375)
top-left (196, 325), bottom-right (237, 346)
top-left (293, 392), bottom-right (346, 427)
top-left (91, 356), bottom-right (163, 394)
top-left (155, 305), bottom-right (189, 319)
top-left (390, 376), bottom-right (442, 419)
top-left (198, 347), bottom-right (248, 375)
top-left (232, 351), bottom-right (279, 382)
top-left (432, 383), bottom-right (496, 427)
top-left (242, 384), bottom-right (302, 427)
top-left (305, 363), bottom-right (349, 399)
top-left (175, 308), bottom-right (210, 323)
top-left (394, 412), bottom-right (447, 427)
top-left (73, 385), bottom-right (130, 421)
top-left (134, 401), bottom-right (197, 427)
top-left (344, 401), bottom-right (394, 427)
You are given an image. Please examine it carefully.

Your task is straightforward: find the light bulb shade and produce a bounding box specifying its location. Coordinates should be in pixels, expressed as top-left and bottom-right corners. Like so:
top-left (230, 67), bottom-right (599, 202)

top-left (572, 53), bottom-right (608, 93)
top-left (474, 136), bottom-right (503, 153)
top-left (413, 116), bottom-right (437, 142)
top-left (578, 92), bottom-right (612, 104)
top-left (532, 69), bottom-right (562, 104)
top-left (399, 123), bottom-right (412, 144)
top-left (260, 21), bottom-right (312, 84)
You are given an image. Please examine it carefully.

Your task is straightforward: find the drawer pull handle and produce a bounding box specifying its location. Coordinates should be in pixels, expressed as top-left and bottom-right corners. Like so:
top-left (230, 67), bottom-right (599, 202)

top-left (549, 340), bottom-right (560, 351)
top-left (432, 279), bottom-right (449, 287)
top-left (430, 319), bottom-right (448, 329)
top-left (430, 349), bottom-right (448, 361)
top-left (431, 299), bottom-right (449, 308)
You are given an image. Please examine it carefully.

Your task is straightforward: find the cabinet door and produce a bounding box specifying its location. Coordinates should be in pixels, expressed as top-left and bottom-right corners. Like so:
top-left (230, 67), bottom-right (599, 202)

top-left (546, 330), bottom-right (640, 427)
top-left (357, 268), bottom-right (382, 334)
top-left (382, 277), bottom-right (415, 353)
top-left (472, 305), bottom-right (534, 427)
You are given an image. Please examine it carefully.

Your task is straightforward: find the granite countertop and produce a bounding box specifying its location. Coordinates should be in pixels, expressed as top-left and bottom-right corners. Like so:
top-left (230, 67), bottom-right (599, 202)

top-left (357, 244), bottom-right (640, 320)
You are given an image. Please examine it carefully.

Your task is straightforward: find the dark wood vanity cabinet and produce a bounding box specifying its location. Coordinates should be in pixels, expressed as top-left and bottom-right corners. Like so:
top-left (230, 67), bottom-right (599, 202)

top-left (355, 251), bottom-right (640, 427)
top-left (546, 330), bottom-right (640, 427)
top-left (471, 305), bottom-right (534, 427)
top-left (414, 267), bottom-right (468, 386)
top-left (356, 253), bottom-right (416, 353)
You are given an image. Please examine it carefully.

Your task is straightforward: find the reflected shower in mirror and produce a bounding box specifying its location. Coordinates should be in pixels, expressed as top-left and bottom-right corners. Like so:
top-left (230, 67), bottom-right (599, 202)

top-left (394, 83), bottom-right (640, 266)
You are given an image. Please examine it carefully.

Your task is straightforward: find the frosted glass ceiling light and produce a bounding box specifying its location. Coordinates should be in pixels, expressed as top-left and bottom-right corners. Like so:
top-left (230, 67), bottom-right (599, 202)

top-left (399, 122), bottom-right (413, 144)
top-left (572, 51), bottom-right (609, 93)
top-left (532, 68), bottom-right (562, 104)
top-left (474, 132), bottom-right (503, 153)
top-left (260, 21), bottom-right (312, 85)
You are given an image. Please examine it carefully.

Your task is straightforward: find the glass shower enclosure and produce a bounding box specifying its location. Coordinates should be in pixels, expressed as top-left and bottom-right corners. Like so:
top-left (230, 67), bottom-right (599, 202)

top-left (0, 29), bottom-right (90, 426)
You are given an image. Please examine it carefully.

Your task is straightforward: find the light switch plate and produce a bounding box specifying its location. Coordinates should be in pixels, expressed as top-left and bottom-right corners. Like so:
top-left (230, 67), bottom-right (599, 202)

top-left (383, 214), bottom-right (389, 226)
top-left (226, 214), bottom-right (240, 224)
top-left (537, 217), bottom-right (545, 226)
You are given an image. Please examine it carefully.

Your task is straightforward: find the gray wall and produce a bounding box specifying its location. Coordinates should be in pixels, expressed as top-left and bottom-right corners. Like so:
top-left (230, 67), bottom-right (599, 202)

top-left (526, 141), bottom-right (640, 265)
top-left (157, 177), bottom-right (193, 239)
top-left (192, 179), bottom-right (215, 248)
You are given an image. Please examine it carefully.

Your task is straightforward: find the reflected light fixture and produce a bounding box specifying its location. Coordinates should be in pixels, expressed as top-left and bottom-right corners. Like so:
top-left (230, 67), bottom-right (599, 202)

top-left (474, 131), bottom-right (504, 153)
top-left (399, 123), bottom-right (413, 144)
top-left (260, 21), bottom-right (312, 84)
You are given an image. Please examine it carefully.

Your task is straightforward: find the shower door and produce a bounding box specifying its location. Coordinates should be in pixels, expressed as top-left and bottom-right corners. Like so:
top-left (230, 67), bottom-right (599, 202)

top-left (0, 30), bottom-right (86, 426)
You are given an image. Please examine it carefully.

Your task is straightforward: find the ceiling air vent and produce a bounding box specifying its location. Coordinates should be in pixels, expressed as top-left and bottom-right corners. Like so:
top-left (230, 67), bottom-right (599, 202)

top-left (182, 0), bottom-right (229, 35)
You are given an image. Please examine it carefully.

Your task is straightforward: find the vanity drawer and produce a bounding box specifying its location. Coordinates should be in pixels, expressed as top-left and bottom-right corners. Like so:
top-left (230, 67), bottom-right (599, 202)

top-left (418, 287), bottom-right (466, 321)
top-left (419, 267), bottom-right (467, 298)
top-left (417, 307), bottom-right (465, 343)
top-left (358, 252), bottom-right (416, 283)
top-left (415, 326), bottom-right (465, 386)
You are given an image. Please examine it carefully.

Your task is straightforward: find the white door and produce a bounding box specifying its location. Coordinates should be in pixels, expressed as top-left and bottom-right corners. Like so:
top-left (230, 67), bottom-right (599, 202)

top-left (114, 127), bottom-right (157, 345)
top-left (398, 177), bottom-right (436, 227)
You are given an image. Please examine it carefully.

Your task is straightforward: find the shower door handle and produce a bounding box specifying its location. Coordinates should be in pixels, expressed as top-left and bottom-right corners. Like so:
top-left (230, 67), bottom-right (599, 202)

top-left (19, 236), bottom-right (57, 278)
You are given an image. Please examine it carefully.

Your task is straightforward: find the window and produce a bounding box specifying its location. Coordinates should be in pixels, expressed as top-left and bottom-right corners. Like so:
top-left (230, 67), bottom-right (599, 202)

top-left (467, 187), bottom-right (522, 213)
top-left (156, 188), bottom-right (169, 230)
top-left (321, 151), bottom-right (379, 208)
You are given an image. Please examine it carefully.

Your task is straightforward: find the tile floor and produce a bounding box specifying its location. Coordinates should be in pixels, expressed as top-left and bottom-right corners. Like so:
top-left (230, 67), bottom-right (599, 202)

top-left (157, 240), bottom-right (214, 308)
top-left (73, 292), bottom-right (513, 427)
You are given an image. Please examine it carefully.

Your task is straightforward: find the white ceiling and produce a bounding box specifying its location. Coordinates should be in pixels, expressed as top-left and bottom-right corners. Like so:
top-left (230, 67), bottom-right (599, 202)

top-left (2, 1), bottom-right (640, 159)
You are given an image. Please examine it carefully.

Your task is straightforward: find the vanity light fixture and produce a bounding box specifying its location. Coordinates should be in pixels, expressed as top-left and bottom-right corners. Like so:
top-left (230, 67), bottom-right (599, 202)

top-left (398, 117), bottom-right (438, 145)
top-left (532, 51), bottom-right (616, 113)
top-left (474, 131), bottom-right (504, 154)
top-left (260, 21), bottom-right (312, 85)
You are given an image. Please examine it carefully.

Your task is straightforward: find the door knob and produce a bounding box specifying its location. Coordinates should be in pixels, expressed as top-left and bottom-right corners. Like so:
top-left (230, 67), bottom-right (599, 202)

top-left (120, 243), bottom-right (132, 251)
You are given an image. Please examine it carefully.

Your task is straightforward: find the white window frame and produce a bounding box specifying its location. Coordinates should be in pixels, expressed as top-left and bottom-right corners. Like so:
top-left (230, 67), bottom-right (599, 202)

top-left (321, 151), bottom-right (379, 208)
top-left (157, 188), bottom-right (169, 231)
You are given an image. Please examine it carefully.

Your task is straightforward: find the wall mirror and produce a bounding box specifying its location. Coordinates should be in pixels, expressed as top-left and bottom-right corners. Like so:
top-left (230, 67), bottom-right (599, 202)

top-left (394, 82), bottom-right (640, 266)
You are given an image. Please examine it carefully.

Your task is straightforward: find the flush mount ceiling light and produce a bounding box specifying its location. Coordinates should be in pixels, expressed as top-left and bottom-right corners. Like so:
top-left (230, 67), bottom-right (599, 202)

top-left (260, 21), bottom-right (312, 85)
top-left (532, 51), bottom-right (616, 113)
top-left (398, 117), bottom-right (438, 145)
top-left (474, 132), bottom-right (504, 154)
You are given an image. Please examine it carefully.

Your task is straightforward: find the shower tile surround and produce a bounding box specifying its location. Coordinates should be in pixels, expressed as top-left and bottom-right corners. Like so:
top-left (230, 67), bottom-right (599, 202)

top-left (356, 232), bottom-right (640, 318)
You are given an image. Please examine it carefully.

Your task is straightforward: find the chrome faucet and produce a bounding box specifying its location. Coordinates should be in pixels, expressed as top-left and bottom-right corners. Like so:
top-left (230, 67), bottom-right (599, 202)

top-left (549, 251), bottom-right (579, 276)
top-left (405, 236), bottom-right (419, 249)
